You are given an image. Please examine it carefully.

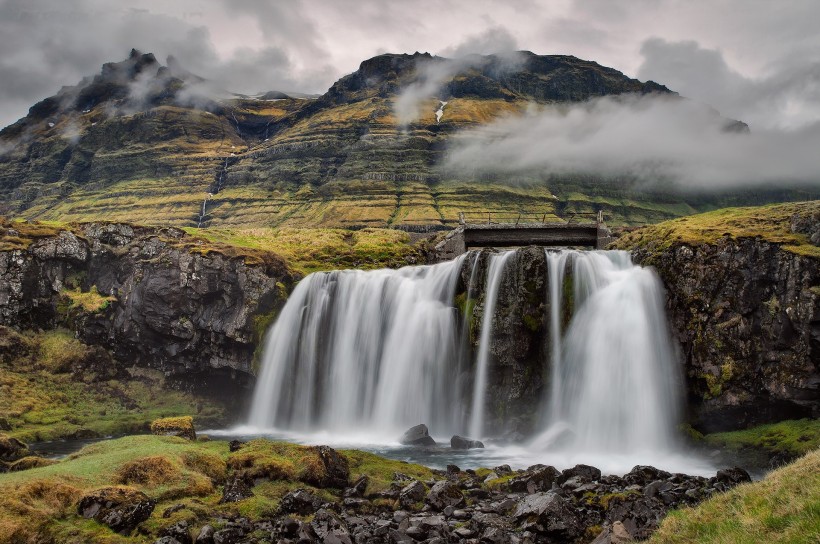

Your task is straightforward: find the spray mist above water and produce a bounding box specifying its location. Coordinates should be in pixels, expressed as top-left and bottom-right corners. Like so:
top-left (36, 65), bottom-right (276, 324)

top-left (246, 249), bottom-right (702, 473)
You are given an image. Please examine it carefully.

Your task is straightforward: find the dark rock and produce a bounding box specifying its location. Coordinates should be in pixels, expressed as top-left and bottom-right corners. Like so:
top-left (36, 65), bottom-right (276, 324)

top-left (716, 467), bottom-right (752, 486)
top-left (400, 424), bottom-right (436, 446)
top-left (425, 480), bottom-right (464, 511)
top-left (77, 486), bottom-right (156, 535)
top-left (228, 440), bottom-right (244, 452)
top-left (560, 463), bottom-right (602, 483)
top-left (195, 525), bottom-right (214, 544)
top-left (513, 492), bottom-right (581, 539)
top-left (446, 464), bottom-right (461, 476)
top-left (280, 489), bottom-right (323, 515)
top-left (0, 434), bottom-right (29, 462)
top-left (450, 435), bottom-right (484, 449)
top-left (405, 525), bottom-right (427, 540)
top-left (399, 480), bottom-right (426, 507)
top-left (509, 465), bottom-right (561, 493)
top-left (161, 520), bottom-right (193, 544)
top-left (212, 527), bottom-right (244, 544)
top-left (624, 465), bottom-right (672, 486)
top-left (310, 509), bottom-right (352, 544)
top-left (153, 538), bottom-right (182, 544)
top-left (219, 475), bottom-right (254, 503)
top-left (344, 474), bottom-right (369, 498)
top-left (162, 504), bottom-right (185, 518)
top-left (0, 417), bottom-right (11, 431)
top-left (305, 445), bottom-right (350, 488)
top-left (590, 521), bottom-right (634, 544)
top-left (605, 495), bottom-right (666, 539)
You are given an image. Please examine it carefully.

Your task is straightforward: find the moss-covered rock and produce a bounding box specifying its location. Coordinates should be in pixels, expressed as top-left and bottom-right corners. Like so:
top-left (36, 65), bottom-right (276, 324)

top-left (150, 417), bottom-right (196, 441)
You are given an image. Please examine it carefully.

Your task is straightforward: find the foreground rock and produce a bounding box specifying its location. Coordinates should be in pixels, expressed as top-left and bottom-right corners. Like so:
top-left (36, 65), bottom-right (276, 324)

top-left (150, 416), bottom-right (197, 441)
top-left (399, 424), bottom-right (436, 446)
top-left (78, 486), bottom-right (156, 535)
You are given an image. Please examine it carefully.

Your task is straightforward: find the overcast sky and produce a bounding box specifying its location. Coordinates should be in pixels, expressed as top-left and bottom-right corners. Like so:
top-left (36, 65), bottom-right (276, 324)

top-left (1, 0), bottom-right (819, 133)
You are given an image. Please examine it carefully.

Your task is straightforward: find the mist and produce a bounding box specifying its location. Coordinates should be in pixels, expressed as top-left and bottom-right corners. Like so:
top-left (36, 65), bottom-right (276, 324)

top-left (443, 94), bottom-right (820, 190)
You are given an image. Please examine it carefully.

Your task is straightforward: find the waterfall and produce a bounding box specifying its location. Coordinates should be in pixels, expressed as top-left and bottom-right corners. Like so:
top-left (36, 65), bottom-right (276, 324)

top-left (248, 256), bottom-right (470, 437)
top-left (468, 250), bottom-right (514, 438)
top-left (545, 250), bottom-right (572, 422)
top-left (536, 250), bottom-right (681, 454)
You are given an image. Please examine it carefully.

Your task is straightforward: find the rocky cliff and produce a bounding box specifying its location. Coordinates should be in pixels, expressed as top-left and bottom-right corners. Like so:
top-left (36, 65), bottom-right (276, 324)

top-left (621, 204), bottom-right (820, 432)
top-left (0, 220), bottom-right (294, 403)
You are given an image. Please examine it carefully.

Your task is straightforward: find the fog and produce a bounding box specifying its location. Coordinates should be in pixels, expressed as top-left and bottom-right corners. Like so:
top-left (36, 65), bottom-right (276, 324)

top-left (444, 94), bottom-right (820, 189)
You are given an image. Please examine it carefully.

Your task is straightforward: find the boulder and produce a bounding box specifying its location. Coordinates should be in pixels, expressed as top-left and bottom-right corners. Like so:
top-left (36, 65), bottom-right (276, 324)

top-left (195, 525), bottom-right (214, 544)
top-left (0, 434), bottom-right (29, 462)
top-left (715, 467), bottom-right (752, 486)
top-left (509, 465), bottom-right (560, 493)
top-left (425, 480), bottom-right (464, 511)
top-left (304, 445), bottom-right (350, 488)
top-left (399, 480), bottom-right (426, 507)
top-left (450, 435), bottom-right (484, 449)
top-left (559, 463), bottom-right (602, 483)
top-left (150, 416), bottom-right (196, 441)
top-left (400, 424), bottom-right (436, 446)
top-left (513, 492), bottom-right (581, 539)
top-left (279, 489), bottom-right (323, 515)
top-left (219, 475), bottom-right (254, 503)
top-left (343, 474), bottom-right (369, 498)
top-left (77, 486), bottom-right (156, 535)
top-left (160, 520), bottom-right (193, 544)
top-left (591, 521), bottom-right (634, 544)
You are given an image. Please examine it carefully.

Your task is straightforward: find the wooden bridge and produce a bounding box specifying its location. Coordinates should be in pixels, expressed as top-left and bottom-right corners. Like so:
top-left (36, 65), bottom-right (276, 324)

top-left (435, 211), bottom-right (613, 260)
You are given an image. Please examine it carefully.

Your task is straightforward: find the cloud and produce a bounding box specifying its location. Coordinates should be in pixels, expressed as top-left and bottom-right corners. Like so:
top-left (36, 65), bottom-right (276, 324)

top-left (637, 38), bottom-right (820, 130)
top-left (442, 94), bottom-right (820, 190)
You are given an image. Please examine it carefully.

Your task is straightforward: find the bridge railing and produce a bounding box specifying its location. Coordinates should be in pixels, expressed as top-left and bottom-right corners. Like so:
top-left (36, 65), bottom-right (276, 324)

top-left (458, 210), bottom-right (605, 226)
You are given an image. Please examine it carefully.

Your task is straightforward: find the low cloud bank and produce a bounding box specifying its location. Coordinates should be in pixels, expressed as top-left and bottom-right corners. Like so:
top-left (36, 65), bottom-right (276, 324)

top-left (443, 94), bottom-right (820, 190)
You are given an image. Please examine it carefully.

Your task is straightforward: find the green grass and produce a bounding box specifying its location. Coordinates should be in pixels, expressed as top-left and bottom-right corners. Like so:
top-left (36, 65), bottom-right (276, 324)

top-left (703, 419), bottom-right (820, 459)
top-left (185, 226), bottom-right (422, 274)
top-left (648, 448), bottom-right (820, 544)
top-left (0, 328), bottom-right (227, 442)
top-left (0, 435), bottom-right (437, 543)
top-left (614, 201), bottom-right (820, 259)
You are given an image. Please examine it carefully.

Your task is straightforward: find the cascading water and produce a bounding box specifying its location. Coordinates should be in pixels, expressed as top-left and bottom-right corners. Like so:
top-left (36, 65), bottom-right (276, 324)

top-left (533, 250), bottom-right (682, 460)
top-left (468, 250), bottom-right (514, 438)
top-left (248, 256), bottom-right (471, 437)
top-left (244, 247), bottom-right (699, 472)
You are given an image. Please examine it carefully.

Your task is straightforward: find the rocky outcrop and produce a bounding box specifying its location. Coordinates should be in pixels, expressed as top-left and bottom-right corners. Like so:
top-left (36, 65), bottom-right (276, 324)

top-left (631, 234), bottom-right (820, 432)
top-left (0, 223), bottom-right (294, 404)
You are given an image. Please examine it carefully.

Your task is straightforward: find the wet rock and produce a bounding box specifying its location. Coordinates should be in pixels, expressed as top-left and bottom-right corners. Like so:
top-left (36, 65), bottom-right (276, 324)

top-left (77, 486), bottom-right (156, 535)
top-left (400, 424), bottom-right (436, 446)
top-left (280, 489), bottom-right (323, 515)
top-left (513, 492), bottom-right (581, 539)
top-left (509, 465), bottom-right (561, 493)
top-left (305, 445), bottom-right (350, 488)
top-left (716, 467), bottom-right (752, 486)
top-left (425, 480), bottom-right (465, 510)
top-left (450, 435), bottom-right (484, 449)
top-left (399, 480), bottom-right (426, 507)
top-left (219, 475), bottom-right (254, 503)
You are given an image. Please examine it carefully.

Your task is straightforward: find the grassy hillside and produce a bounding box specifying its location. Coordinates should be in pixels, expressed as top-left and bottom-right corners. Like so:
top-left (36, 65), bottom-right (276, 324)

top-left (614, 200), bottom-right (820, 258)
top-left (648, 448), bottom-right (820, 543)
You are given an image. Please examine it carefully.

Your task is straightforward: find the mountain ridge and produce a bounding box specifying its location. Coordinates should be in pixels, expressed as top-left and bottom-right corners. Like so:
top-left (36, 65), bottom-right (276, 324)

top-left (0, 49), bottom-right (806, 229)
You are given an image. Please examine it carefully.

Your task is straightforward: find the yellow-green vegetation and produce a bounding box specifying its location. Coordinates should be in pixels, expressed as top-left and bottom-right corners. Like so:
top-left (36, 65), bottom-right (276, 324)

top-left (703, 419), bottom-right (820, 459)
top-left (0, 435), bottom-right (435, 543)
top-left (185, 226), bottom-right (422, 273)
top-left (648, 448), bottom-right (820, 544)
top-left (0, 328), bottom-right (226, 442)
top-left (614, 201), bottom-right (820, 259)
top-left (150, 417), bottom-right (196, 439)
top-left (60, 286), bottom-right (116, 313)
top-left (0, 217), bottom-right (67, 251)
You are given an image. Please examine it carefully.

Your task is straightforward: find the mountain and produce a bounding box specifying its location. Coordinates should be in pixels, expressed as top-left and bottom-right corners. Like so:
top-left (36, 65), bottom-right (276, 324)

top-left (0, 49), bottom-right (809, 229)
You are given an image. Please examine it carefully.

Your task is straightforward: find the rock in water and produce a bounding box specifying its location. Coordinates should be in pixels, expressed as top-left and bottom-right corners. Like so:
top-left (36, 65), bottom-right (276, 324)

top-left (450, 435), bottom-right (484, 449)
top-left (78, 486), bottom-right (156, 535)
top-left (400, 424), bottom-right (436, 446)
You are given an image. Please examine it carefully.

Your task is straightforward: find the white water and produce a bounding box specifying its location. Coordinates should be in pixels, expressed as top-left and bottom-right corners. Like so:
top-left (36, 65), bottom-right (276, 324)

top-left (533, 250), bottom-right (683, 463)
top-left (246, 248), bottom-right (702, 474)
top-left (435, 101), bottom-right (448, 123)
top-left (248, 256), bottom-right (471, 436)
top-left (468, 251), bottom-right (514, 438)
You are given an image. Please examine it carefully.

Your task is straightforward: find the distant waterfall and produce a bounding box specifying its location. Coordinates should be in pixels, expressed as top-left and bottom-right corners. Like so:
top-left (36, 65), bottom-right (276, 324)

top-left (248, 256), bottom-right (470, 436)
top-left (535, 250), bottom-right (681, 454)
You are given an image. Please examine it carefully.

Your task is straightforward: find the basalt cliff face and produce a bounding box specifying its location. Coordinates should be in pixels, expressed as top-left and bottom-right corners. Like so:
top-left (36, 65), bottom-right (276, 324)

top-left (630, 229), bottom-right (820, 433)
top-left (0, 222), bottom-right (294, 401)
